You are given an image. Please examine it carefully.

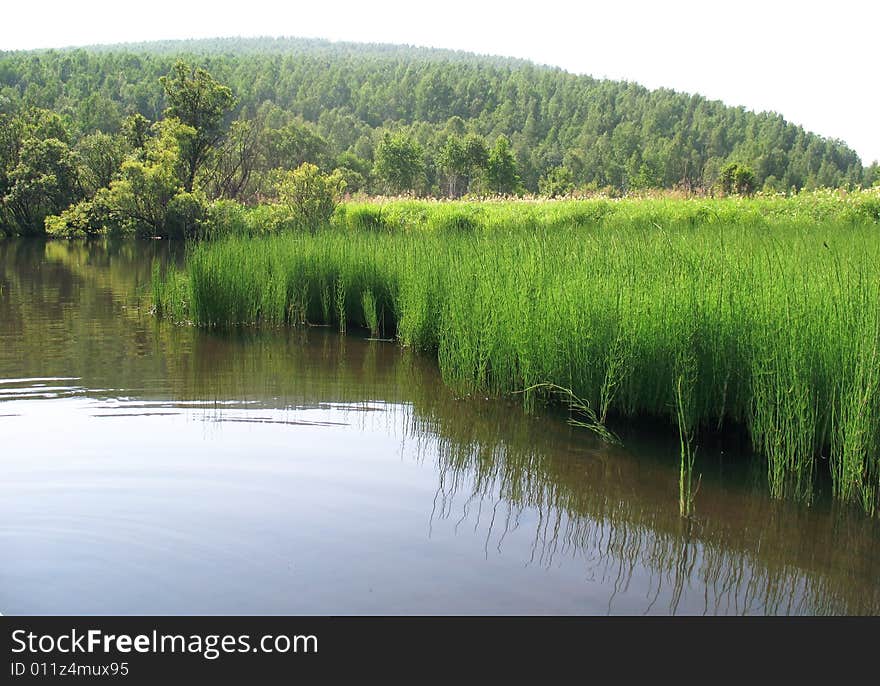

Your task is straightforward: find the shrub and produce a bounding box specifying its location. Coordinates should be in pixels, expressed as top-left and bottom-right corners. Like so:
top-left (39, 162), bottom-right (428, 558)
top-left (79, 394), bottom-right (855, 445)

top-left (165, 191), bottom-right (207, 239)
top-left (341, 204), bottom-right (388, 232)
top-left (202, 199), bottom-right (251, 239)
top-left (45, 200), bottom-right (105, 238)
top-left (274, 163), bottom-right (346, 233)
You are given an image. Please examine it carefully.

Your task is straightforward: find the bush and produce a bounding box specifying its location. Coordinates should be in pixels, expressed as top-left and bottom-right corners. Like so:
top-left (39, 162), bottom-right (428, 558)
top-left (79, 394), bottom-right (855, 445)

top-left (44, 198), bottom-right (108, 238)
top-left (274, 163), bottom-right (346, 233)
top-left (718, 163), bottom-right (756, 196)
top-left (166, 191), bottom-right (207, 239)
top-left (201, 199), bottom-right (251, 239)
top-left (426, 205), bottom-right (484, 233)
top-left (348, 204), bottom-right (389, 231)
top-left (858, 195), bottom-right (880, 222)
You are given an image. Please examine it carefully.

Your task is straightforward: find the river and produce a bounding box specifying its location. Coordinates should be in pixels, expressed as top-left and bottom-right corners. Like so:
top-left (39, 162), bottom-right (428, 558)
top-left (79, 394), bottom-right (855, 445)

top-left (1, 239), bottom-right (878, 615)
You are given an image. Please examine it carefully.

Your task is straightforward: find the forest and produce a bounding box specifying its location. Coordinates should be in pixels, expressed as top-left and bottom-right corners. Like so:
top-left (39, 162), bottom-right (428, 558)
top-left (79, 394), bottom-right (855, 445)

top-left (1, 37), bottom-right (877, 236)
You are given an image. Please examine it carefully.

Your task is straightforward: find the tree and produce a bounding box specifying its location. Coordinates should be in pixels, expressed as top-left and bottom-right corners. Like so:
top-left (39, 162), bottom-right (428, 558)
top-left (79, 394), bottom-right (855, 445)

top-left (262, 120), bottom-right (329, 171)
top-left (160, 60), bottom-right (235, 192)
top-left (539, 166), bottom-right (574, 198)
top-left (1, 108), bottom-right (78, 235)
top-left (867, 161), bottom-right (880, 187)
top-left (414, 71), bottom-right (453, 122)
top-left (77, 92), bottom-right (122, 134)
top-left (461, 133), bottom-right (488, 194)
top-left (331, 166), bottom-right (365, 194)
top-left (121, 113), bottom-right (151, 152)
top-left (275, 162), bottom-right (345, 233)
top-left (734, 165), bottom-right (756, 195)
top-left (45, 198), bottom-right (103, 237)
top-left (436, 133), bottom-right (488, 197)
top-left (374, 133), bottom-right (425, 195)
top-left (4, 137), bottom-right (80, 235)
top-left (436, 135), bottom-right (468, 197)
top-left (76, 131), bottom-right (129, 196)
top-left (203, 117), bottom-right (263, 202)
top-left (718, 162), bottom-right (756, 196)
top-left (485, 135), bottom-right (521, 195)
top-left (0, 40), bottom-right (866, 197)
top-left (58, 118), bottom-right (205, 238)
top-left (630, 160), bottom-right (662, 190)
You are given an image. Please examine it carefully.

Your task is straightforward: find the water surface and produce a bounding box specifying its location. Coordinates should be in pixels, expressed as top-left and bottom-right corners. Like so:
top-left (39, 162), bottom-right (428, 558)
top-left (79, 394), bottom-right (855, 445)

top-left (1, 239), bottom-right (878, 615)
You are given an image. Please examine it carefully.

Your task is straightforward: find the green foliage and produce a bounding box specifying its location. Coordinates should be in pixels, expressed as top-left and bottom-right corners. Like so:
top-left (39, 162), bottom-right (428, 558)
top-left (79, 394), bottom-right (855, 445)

top-left (154, 192), bottom-right (880, 514)
top-left (485, 135), bottom-right (521, 195)
top-left (539, 166), bottom-right (574, 198)
top-left (274, 162), bottom-right (345, 232)
top-left (199, 118), bottom-right (258, 202)
top-left (337, 204), bottom-right (388, 232)
top-left (201, 199), bottom-right (252, 238)
top-left (332, 151), bottom-right (372, 192)
top-left (76, 131), bottom-right (129, 196)
top-left (629, 160), bottom-right (663, 190)
top-left (262, 119), bottom-right (329, 171)
top-left (436, 133), bottom-right (489, 197)
top-left (374, 133), bottom-right (425, 194)
top-left (762, 175), bottom-right (783, 193)
top-left (0, 39), bottom-right (871, 235)
top-left (436, 135), bottom-right (468, 197)
top-left (331, 165), bottom-right (366, 194)
top-left (719, 162), bottom-right (757, 196)
top-left (166, 191), bottom-right (207, 238)
top-left (735, 166), bottom-right (756, 195)
top-left (44, 198), bottom-right (104, 237)
top-left (95, 118), bottom-right (205, 238)
top-left (425, 204), bottom-right (483, 233)
top-left (1, 108), bottom-right (79, 235)
top-left (3, 134), bottom-right (81, 235)
top-left (718, 163), bottom-right (737, 194)
top-left (160, 60), bottom-right (236, 192)
top-left (121, 113), bottom-right (151, 151)
top-left (336, 151), bottom-right (372, 179)
top-left (0, 38), bottom-right (865, 203)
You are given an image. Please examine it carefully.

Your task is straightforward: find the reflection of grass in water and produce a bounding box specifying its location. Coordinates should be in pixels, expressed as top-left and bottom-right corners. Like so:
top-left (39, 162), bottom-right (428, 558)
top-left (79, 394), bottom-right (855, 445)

top-left (360, 354), bottom-right (877, 615)
top-left (418, 408), bottom-right (880, 615)
top-left (520, 383), bottom-right (619, 444)
top-left (675, 368), bottom-right (700, 519)
top-left (77, 310), bottom-right (880, 611)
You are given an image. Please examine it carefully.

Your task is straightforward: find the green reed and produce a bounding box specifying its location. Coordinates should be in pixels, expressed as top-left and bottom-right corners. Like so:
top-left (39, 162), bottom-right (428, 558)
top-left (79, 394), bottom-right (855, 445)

top-left (153, 193), bottom-right (880, 514)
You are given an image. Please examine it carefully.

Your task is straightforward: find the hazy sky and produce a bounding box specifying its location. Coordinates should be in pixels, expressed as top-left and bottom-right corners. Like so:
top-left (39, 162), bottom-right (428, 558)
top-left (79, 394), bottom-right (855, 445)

top-left (2, 0), bottom-right (878, 164)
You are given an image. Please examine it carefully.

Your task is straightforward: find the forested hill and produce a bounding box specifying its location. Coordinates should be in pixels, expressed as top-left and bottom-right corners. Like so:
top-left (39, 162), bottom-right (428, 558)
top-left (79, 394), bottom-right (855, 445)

top-left (0, 36), bottom-right (870, 194)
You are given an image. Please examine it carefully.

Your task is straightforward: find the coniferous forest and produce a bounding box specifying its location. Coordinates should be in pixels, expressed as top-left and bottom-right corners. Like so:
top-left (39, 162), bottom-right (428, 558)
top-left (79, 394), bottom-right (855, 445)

top-left (1, 37), bottom-right (877, 236)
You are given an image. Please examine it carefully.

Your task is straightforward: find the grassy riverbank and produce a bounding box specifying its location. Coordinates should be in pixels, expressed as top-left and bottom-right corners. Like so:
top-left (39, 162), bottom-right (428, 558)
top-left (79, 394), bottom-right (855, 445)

top-left (153, 193), bottom-right (880, 513)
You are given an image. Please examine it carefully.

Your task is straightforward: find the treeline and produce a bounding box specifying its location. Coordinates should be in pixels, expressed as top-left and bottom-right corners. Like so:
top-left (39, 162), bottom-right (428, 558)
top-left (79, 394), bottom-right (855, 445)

top-left (1, 38), bottom-right (878, 236)
top-left (3, 38), bottom-right (876, 187)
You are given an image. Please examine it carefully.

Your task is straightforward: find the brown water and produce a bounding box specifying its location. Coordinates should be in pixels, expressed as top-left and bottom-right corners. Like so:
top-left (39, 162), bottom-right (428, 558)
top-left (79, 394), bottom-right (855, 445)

top-left (1, 239), bottom-right (878, 615)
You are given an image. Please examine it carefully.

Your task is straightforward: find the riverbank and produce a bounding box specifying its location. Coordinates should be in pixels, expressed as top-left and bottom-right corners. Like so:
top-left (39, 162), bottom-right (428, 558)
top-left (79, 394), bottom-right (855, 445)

top-left (153, 194), bottom-right (880, 514)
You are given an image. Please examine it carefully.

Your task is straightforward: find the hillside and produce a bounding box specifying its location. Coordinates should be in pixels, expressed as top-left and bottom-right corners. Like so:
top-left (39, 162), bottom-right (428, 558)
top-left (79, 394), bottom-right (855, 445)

top-left (0, 36), bottom-right (870, 199)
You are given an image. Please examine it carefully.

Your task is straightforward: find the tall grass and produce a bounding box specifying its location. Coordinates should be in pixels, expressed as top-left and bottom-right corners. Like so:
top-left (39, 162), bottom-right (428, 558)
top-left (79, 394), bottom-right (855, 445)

top-left (154, 192), bottom-right (880, 514)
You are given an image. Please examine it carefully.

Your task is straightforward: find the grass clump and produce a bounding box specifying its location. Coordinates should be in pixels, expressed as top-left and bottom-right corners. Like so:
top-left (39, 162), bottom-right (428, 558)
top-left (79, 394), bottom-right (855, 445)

top-left (154, 191), bottom-right (880, 514)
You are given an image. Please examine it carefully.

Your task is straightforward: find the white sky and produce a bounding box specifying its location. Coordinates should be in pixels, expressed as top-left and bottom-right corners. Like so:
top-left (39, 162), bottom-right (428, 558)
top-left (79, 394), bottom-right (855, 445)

top-left (2, 0), bottom-right (878, 164)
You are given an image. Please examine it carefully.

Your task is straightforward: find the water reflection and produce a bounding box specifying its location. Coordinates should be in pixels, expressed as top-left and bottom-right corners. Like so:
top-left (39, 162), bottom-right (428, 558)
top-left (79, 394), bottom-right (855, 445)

top-left (416, 397), bottom-right (879, 615)
top-left (1, 240), bottom-right (878, 615)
